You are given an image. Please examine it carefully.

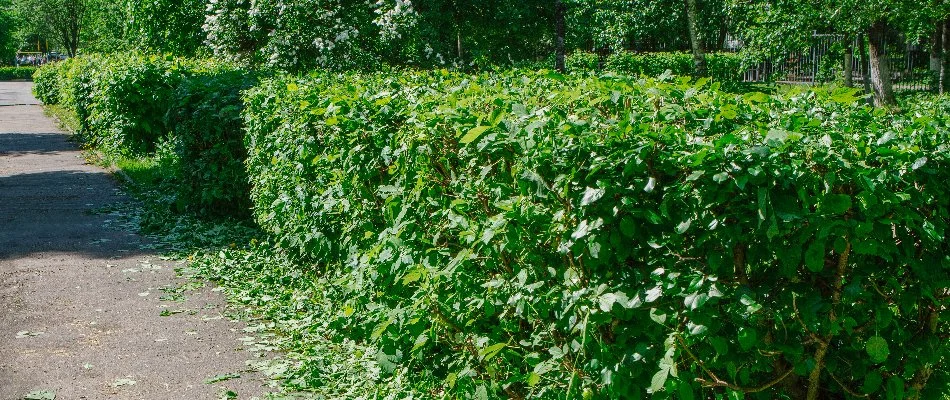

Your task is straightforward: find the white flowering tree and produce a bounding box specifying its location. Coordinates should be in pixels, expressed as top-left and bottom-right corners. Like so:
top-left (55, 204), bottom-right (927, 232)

top-left (204, 0), bottom-right (417, 70)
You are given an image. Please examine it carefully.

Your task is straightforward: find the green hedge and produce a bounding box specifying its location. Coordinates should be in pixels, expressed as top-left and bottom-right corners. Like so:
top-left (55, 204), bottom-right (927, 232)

top-left (245, 71), bottom-right (949, 398)
top-left (567, 51), bottom-right (746, 83)
top-left (31, 65), bottom-right (61, 104)
top-left (32, 55), bottom-right (255, 218)
top-left (166, 65), bottom-right (257, 217)
top-left (0, 66), bottom-right (36, 80)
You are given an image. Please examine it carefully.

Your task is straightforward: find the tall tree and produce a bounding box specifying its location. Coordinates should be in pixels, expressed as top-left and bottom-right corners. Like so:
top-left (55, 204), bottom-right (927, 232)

top-left (684, 0), bottom-right (706, 75)
top-left (0, 0), bottom-right (16, 63)
top-left (126, 0), bottom-right (205, 55)
top-left (866, 20), bottom-right (895, 106)
top-left (554, 0), bottom-right (565, 71)
top-left (14, 0), bottom-right (89, 57)
top-left (929, 20), bottom-right (943, 91)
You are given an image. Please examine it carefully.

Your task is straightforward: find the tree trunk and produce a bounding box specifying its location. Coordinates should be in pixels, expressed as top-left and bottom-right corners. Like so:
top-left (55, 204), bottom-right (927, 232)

top-left (685, 0), bottom-right (706, 76)
top-left (717, 22), bottom-right (727, 50)
top-left (554, 0), bottom-right (565, 72)
top-left (867, 21), bottom-right (896, 107)
top-left (859, 34), bottom-right (873, 104)
top-left (942, 18), bottom-right (949, 94)
top-left (844, 36), bottom-right (854, 87)
top-left (930, 21), bottom-right (943, 92)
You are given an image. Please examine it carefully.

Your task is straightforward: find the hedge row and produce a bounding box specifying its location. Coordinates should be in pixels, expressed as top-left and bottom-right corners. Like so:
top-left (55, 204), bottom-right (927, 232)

top-left (33, 56), bottom-right (949, 398)
top-left (0, 66), bottom-right (36, 80)
top-left (245, 72), bottom-right (949, 398)
top-left (34, 55), bottom-right (254, 217)
top-left (566, 51), bottom-right (746, 83)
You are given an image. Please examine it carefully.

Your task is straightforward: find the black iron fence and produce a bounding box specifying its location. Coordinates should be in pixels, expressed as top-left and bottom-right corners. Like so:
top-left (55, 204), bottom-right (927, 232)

top-left (741, 33), bottom-right (932, 92)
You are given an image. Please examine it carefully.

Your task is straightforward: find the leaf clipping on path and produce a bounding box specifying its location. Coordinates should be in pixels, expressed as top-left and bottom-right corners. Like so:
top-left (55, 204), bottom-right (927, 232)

top-left (23, 390), bottom-right (55, 400)
top-left (205, 373), bottom-right (241, 384)
top-left (15, 330), bottom-right (44, 339)
top-left (111, 378), bottom-right (137, 388)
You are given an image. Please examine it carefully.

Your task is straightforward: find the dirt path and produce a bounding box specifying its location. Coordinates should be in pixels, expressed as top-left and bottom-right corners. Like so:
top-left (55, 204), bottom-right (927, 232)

top-left (0, 82), bottom-right (267, 400)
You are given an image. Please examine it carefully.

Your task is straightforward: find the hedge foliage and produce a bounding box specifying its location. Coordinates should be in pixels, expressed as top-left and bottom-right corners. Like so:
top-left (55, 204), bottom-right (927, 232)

top-left (245, 71), bottom-right (948, 398)
top-left (32, 55), bottom-right (949, 398)
top-left (567, 51), bottom-right (746, 83)
top-left (0, 66), bottom-right (36, 80)
top-left (32, 55), bottom-right (255, 217)
top-left (166, 66), bottom-right (257, 217)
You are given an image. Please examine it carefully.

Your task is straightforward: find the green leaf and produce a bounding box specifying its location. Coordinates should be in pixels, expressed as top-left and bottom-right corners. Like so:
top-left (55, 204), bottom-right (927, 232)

top-left (861, 371), bottom-right (883, 394)
top-left (886, 376), bottom-right (904, 399)
top-left (737, 328), bottom-right (757, 350)
top-left (649, 308), bottom-right (668, 325)
top-left (866, 336), bottom-right (889, 364)
top-left (677, 382), bottom-right (695, 400)
top-left (709, 336), bottom-right (729, 355)
top-left (619, 217), bottom-right (636, 238)
top-left (401, 269), bottom-right (423, 285)
top-left (526, 372), bottom-right (541, 387)
top-left (581, 187), bottom-right (605, 206)
top-left (479, 343), bottom-right (507, 362)
top-left (743, 91), bottom-right (770, 103)
top-left (821, 194), bottom-right (852, 215)
top-left (649, 367), bottom-right (669, 393)
top-left (684, 292), bottom-right (708, 310)
top-left (830, 89), bottom-right (860, 104)
top-left (461, 126), bottom-right (490, 144)
top-left (719, 104), bottom-right (738, 120)
top-left (675, 219), bottom-right (692, 234)
top-left (804, 241), bottom-right (825, 272)
top-left (475, 385), bottom-right (489, 400)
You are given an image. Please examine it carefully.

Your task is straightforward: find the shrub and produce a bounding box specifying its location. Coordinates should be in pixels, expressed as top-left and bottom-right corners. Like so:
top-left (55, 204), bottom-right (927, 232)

top-left (0, 66), bottom-right (36, 81)
top-left (244, 71), bottom-right (949, 399)
top-left (33, 54), bottom-right (256, 220)
top-left (32, 64), bottom-right (61, 104)
top-left (85, 54), bottom-right (191, 155)
top-left (165, 63), bottom-right (257, 217)
top-left (568, 51), bottom-right (746, 83)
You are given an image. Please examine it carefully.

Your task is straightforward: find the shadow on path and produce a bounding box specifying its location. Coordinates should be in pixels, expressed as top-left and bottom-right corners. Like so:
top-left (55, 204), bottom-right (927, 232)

top-left (0, 170), bottom-right (147, 260)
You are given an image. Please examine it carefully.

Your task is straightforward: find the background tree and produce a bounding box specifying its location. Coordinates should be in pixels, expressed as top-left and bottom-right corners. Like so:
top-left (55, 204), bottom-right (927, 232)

top-left (126, 0), bottom-right (205, 55)
top-left (13, 0), bottom-right (88, 57)
top-left (0, 0), bottom-right (16, 63)
top-left (685, 0), bottom-right (707, 75)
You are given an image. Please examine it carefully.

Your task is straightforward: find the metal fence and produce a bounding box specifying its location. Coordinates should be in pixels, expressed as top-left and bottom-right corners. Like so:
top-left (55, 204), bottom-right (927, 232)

top-left (742, 33), bottom-right (932, 92)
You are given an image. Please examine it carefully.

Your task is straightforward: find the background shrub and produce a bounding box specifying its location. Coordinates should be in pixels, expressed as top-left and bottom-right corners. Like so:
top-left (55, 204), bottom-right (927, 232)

top-left (567, 51), bottom-right (746, 83)
top-left (31, 64), bottom-right (61, 104)
top-left (0, 66), bottom-right (36, 81)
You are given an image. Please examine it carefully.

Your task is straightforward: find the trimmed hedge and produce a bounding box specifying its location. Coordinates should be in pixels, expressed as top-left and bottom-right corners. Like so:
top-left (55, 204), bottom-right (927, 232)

top-left (32, 55), bottom-right (255, 218)
top-left (567, 51), bottom-right (745, 83)
top-left (245, 71), bottom-right (949, 398)
top-left (0, 66), bottom-right (36, 80)
top-left (166, 65), bottom-right (257, 217)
